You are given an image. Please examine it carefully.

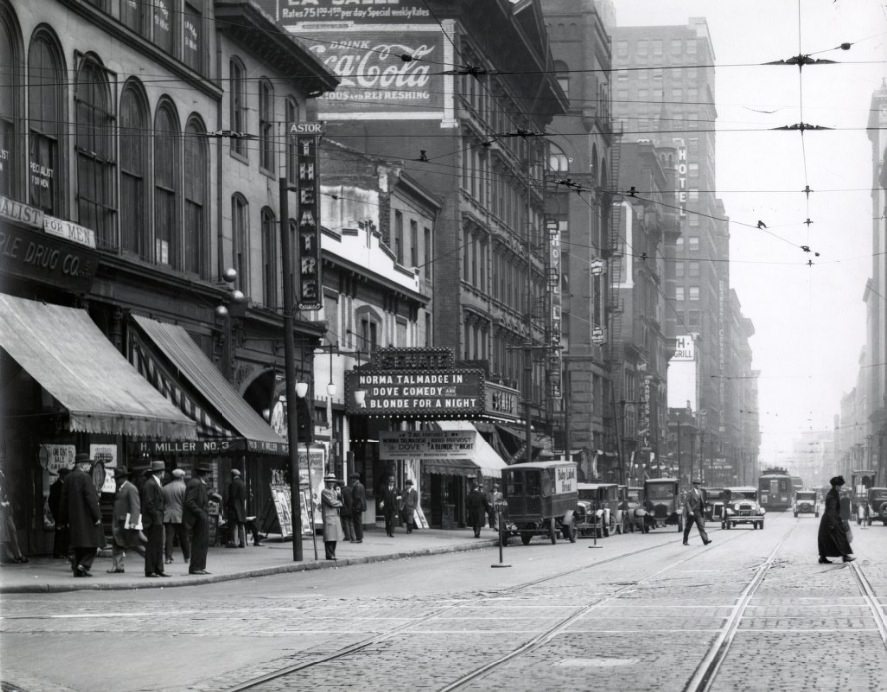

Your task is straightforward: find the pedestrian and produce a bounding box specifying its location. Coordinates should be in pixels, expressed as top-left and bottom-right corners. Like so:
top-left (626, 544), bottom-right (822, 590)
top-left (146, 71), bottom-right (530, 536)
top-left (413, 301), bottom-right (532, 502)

top-left (401, 478), bottom-right (418, 533)
top-left (225, 469), bottom-right (247, 549)
top-left (467, 480), bottom-right (490, 538)
top-left (818, 475), bottom-right (855, 563)
top-left (162, 468), bottom-right (190, 564)
top-left (321, 473), bottom-right (344, 560)
top-left (380, 476), bottom-right (400, 537)
top-left (339, 478), bottom-right (355, 542)
top-left (48, 468), bottom-right (70, 559)
top-left (59, 453), bottom-right (102, 577)
top-left (141, 460), bottom-right (169, 578)
top-left (488, 482), bottom-right (503, 530)
top-left (0, 469), bottom-right (28, 564)
top-left (184, 462), bottom-right (211, 575)
top-left (682, 480), bottom-right (712, 546)
top-left (108, 467), bottom-right (145, 573)
top-left (350, 473), bottom-right (366, 543)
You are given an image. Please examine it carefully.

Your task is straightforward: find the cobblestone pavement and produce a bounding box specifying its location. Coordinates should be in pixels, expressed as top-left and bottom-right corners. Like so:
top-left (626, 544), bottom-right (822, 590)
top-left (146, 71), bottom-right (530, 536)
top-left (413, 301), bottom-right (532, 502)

top-left (1, 515), bottom-right (884, 691)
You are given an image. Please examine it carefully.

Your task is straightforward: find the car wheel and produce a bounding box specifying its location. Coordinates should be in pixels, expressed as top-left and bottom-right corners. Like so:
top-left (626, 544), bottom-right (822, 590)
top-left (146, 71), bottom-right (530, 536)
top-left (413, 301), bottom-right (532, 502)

top-left (759, 520), bottom-right (764, 529)
top-left (721, 522), bottom-right (726, 530)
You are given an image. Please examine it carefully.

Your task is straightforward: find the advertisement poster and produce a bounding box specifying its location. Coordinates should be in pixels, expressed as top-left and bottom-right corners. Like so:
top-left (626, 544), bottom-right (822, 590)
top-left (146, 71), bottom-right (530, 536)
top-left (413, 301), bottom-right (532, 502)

top-left (270, 483), bottom-right (293, 538)
top-left (90, 443), bottom-right (118, 494)
top-left (298, 444), bottom-right (326, 529)
top-left (38, 444), bottom-right (76, 476)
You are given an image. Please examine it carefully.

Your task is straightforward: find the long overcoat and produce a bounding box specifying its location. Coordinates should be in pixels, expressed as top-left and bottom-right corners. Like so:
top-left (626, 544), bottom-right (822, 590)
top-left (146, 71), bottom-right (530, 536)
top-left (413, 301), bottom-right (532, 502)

top-left (226, 476), bottom-right (246, 523)
top-left (467, 488), bottom-right (489, 528)
top-left (321, 487), bottom-right (344, 542)
top-left (60, 468), bottom-right (102, 549)
top-left (817, 487), bottom-right (852, 558)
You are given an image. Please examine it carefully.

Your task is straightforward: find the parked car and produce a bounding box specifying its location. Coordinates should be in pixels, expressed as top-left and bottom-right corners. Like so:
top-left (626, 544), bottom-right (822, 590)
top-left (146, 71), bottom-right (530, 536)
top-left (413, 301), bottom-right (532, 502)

top-left (865, 487), bottom-right (887, 526)
top-left (573, 483), bottom-right (618, 538)
top-left (702, 487), bottom-right (729, 522)
top-left (644, 478), bottom-right (682, 531)
top-left (722, 486), bottom-right (765, 530)
top-left (501, 461), bottom-right (578, 545)
top-left (793, 490), bottom-right (819, 518)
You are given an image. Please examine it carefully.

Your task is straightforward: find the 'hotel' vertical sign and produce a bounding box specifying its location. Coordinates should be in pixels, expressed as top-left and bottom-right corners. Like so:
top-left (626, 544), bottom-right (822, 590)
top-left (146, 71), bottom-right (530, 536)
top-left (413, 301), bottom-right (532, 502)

top-left (291, 122), bottom-right (324, 310)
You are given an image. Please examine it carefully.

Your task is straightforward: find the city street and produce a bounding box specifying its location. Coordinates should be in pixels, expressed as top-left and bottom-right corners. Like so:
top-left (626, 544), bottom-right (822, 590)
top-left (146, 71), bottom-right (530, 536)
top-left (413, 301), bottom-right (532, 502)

top-left (1, 513), bottom-right (885, 691)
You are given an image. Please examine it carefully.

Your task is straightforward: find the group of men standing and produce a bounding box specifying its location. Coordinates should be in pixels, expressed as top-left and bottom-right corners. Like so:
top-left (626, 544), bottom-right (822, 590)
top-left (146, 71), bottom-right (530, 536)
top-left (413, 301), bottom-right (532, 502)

top-left (58, 453), bottom-right (212, 578)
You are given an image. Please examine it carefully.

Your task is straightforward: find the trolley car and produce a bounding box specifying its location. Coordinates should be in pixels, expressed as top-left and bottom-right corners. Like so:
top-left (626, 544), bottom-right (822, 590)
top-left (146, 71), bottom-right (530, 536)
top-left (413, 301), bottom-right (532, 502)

top-left (758, 467), bottom-right (793, 511)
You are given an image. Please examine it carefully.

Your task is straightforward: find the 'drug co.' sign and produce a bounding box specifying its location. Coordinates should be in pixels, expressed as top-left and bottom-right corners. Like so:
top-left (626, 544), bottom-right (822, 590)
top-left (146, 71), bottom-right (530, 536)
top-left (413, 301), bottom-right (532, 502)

top-left (345, 369), bottom-right (484, 416)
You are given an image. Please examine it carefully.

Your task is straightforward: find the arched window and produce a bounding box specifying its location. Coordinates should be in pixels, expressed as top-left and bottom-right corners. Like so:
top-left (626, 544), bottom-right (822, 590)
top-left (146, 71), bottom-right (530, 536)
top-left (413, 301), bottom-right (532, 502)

top-left (75, 54), bottom-right (116, 248)
top-left (258, 78), bottom-right (274, 173)
top-left (119, 80), bottom-right (149, 258)
top-left (184, 116), bottom-right (208, 277)
top-left (229, 58), bottom-right (247, 158)
top-left (232, 194), bottom-right (249, 295)
top-left (549, 142), bottom-right (569, 173)
top-left (261, 206), bottom-right (277, 307)
top-left (0, 6), bottom-right (23, 198)
top-left (154, 102), bottom-right (180, 268)
top-left (590, 143), bottom-right (598, 187)
top-left (554, 59), bottom-right (569, 99)
top-left (28, 30), bottom-right (65, 215)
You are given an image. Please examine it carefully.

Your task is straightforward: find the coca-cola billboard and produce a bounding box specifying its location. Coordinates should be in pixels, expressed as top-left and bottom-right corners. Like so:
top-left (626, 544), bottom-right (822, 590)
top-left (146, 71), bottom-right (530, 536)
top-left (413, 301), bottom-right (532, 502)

top-left (301, 29), bottom-right (447, 118)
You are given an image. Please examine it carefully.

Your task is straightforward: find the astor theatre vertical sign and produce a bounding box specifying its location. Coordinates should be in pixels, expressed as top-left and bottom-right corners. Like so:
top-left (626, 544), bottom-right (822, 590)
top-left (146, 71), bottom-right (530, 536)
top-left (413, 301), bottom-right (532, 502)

top-left (292, 122), bottom-right (323, 310)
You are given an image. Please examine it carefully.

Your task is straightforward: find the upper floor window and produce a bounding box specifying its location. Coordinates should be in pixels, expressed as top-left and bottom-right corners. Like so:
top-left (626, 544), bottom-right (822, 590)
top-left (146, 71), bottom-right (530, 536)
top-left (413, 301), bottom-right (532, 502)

top-left (554, 60), bottom-right (569, 99)
top-left (616, 41), bottom-right (628, 58)
top-left (549, 143), bottom-right (569, 173)
top-left (183, 2), bottom-right (204, 73)
top-left (285, 97), bottom-right (299, 181)
top-left (410, 219), bottom-right (418, 267)
top-left (119, 81), bottom-right (149, 259)
top-left (232, 194), bottom-right (250, 295)
top-left (230, 58), bottom-right (247, 158)
top-left (121, 0), bottom-right (148, 36)
top-left (154, 103), bottom-right (181, 268)
top-left (688, 261), bottom-right (700, 278)
top-left (259, 79), bottom-right (275, 174)
top-left (75, 55), bottom-right (116, 249)
top-left (0, 11), bottom-right (21, 199)
top-left (28, 33), bottom-right (65, 216)
top-left (153, 0), bottom-right (176, 56)
top-left (688, 236), bottom-right (700, 252)
top-left (689, 286), bottom-right (700, 301)
top-left (423, 226), bottom-right (432, 281)
top-left (261, 207), bottom-right (277, 307)
top-left (394, 210), bottom-right (403, 264)
top-left (184, 117), bottom-right (208, 277)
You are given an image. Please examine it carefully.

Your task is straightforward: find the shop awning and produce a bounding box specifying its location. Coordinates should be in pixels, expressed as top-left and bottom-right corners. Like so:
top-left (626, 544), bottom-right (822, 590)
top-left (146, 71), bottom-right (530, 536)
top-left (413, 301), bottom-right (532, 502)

top-left (130, 315), bottom-right (288, 455)
top-left (424, 420), bottom-right (509, 478)
top-left (0, 294), bottom-right (197, 439)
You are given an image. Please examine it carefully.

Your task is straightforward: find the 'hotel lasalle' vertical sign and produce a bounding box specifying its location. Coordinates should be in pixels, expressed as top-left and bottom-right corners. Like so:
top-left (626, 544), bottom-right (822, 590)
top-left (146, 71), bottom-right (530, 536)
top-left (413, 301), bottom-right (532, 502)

top-left (291, 122), bottom-right (323, 310)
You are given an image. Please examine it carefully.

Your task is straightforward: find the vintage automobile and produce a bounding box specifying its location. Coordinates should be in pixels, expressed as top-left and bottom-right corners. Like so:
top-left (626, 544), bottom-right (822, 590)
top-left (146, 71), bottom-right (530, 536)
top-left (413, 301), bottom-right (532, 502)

top-left (851, 469), bottom-right (876, 523)
top-left (702, 487), bottom-right (729, 522)
top-left (623, 486), bottom-right (648, 532)
top-left (865, 487), bottom-right (887, 526)
top-left (501, 461), bottom-right (578, 545)
top-left (793, 489), bottom-right (819, 518)
top-left (644, 478), bottom-right (682, 531)
top-left (573, 483), bottom-right (618, 538)
top-left (722, 486), bottom-right (766, 530)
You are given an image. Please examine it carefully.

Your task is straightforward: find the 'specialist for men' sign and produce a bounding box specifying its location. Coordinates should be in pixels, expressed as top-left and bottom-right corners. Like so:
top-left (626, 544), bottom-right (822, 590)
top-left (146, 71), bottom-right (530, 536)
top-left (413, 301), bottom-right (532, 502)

top-left (380, 429), bottom-right (476, 461)
top-left (344, 347), bottom-right (483, 416)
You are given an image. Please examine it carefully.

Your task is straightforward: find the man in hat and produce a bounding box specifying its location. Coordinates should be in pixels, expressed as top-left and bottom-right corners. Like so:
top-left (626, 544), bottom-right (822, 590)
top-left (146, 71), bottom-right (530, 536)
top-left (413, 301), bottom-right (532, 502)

top-left (466, 479), bottom-right (489, 538)
top-left (59, 453), bottom-right (102, 577)
top-left (682, 479), bottom-right (711, 546)
top-left (380, 476), bottom-right (400, 537)
top-left (108, 466), bottom-right (145, 573)
top-left (225, 469), bottom-right (247, 549)
top-left (818, 475), bottom-right (855, 563)
top-left (140, 460), bottom-right (169, 577)
top-left (163, 468), bottom-right (189, 564)
top-left (320, 474), bottom-right (343, 560)
top-left (401, 478), bottom-right (418, 533)
top-left (350, 473), bottom-right (366, 543)
top-left (184, 463), bottom-right (211, 575)
top-left (48, 468), bottom-right (70, 559)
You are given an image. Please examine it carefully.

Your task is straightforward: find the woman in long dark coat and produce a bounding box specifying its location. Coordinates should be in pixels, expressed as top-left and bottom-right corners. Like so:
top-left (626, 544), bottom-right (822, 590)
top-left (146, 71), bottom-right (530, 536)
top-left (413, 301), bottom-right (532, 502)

top-left (817, 475), bottom-right (855, 564)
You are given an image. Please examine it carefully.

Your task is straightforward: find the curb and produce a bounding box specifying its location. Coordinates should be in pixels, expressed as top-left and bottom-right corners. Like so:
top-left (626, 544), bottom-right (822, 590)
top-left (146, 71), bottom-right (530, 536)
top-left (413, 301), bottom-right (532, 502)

top-left (0, 539), bottom-right (500, 594)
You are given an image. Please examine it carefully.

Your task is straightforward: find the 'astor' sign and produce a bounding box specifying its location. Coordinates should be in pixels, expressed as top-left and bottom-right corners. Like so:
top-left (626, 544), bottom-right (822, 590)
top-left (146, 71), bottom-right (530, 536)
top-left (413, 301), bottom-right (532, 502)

top-left (345, 369), bottom-right (484, 416)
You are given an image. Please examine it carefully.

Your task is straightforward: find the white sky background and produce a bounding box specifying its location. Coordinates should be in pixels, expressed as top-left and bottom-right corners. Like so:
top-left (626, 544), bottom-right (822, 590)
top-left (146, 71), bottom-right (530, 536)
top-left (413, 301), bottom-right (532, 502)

top-left (614, 0), bottom-right (887, 461)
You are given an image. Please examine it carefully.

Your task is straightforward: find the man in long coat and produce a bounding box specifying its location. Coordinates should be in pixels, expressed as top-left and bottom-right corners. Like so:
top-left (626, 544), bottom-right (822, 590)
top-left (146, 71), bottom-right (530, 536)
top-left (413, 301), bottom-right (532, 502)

top-left (339, 479), bottom-right (354, 542)
top-left (350, 473), bottom-right (366, 543)
top-left (184, 463), bottom-right (211, 575)
top-left (225, 469), bottom-right (247, 548)
top-left (320, 474), bottom-right (343, 560)
top-left (59, 453), bottom-right (102, 577)
top-left (48, 468), bottom-right (70, 559)
top-left (109, 467), bottom-right (145, 573)
top-left (401, 479), bottom-right (418, 533)
top-left (466, 480), bottom-right (490, 538)
top-left (141, 460), bottom-right (168, 578)
top-left (818, 475), bottom-right (855, 563)
top-left (162, 468), bottom-right (189, 564)
top-left (381, 476), bottom-right (400, 537)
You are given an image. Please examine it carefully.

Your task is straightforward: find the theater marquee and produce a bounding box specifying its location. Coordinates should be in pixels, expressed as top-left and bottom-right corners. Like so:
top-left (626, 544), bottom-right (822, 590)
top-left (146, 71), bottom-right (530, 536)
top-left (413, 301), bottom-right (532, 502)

top-left (345, 369), bottom-right (484, 416)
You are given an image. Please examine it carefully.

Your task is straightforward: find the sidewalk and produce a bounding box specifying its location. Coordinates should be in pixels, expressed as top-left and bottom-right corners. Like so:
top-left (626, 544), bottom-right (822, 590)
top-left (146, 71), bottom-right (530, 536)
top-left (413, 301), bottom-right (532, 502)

top-left (0, 527), bottom-right (499, 594)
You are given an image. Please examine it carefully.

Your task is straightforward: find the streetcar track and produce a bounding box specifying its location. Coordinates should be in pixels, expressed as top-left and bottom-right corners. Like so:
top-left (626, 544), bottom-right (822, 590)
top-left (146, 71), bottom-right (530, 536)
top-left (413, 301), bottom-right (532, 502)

top-left (222, 532), bottom-right (729, 692)
top-left (848, 561), bottom-right (887, 645)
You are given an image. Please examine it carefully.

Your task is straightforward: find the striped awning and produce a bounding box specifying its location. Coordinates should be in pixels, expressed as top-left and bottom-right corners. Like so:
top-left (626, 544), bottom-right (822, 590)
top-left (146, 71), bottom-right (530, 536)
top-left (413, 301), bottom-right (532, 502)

top-left (424, 421), bottom-right (509, 478)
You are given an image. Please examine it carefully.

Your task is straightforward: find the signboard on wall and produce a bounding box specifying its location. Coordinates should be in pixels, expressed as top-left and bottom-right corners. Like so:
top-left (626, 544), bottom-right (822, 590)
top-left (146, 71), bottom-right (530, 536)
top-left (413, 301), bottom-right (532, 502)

top-left (293, 123), bottom-right (323, 310)
top-left (274, 0), bottom-right (433, 25)
top-left (345, 369), bottom-right (485, 416)
top-left (380, 430), bottom-right (476, 460)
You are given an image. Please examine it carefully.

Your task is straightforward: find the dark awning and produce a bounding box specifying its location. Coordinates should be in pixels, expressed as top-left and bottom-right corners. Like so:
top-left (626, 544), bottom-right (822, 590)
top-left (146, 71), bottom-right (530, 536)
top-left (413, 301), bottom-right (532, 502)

top-left (129, 315), bottom-right (288, 455)
top-left (0, 294), bottom-right (197, 439)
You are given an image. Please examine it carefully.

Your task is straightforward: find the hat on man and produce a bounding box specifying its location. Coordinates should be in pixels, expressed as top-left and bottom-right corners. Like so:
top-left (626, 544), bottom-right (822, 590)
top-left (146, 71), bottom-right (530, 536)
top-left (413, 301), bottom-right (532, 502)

top-left (349, 472), bottom-right (360, 480)
top-left (323, 473), bottom-right (338, 483)
top-left (404, 479), bottom-right (413, 485)
top-left (74, 452), bottom-right (93, 465)
top-left (692, 479), bottom-right (702, 485)
top-left (113, 466), bottom-right (131, 479)
top-left (149, 460), bottom-right (165, 473)
top-left (194, 462), bottom-right (211, 475)
top-left (231, 469), bottom-right (241, 476)
top-left (172, 468), bottom-right (186, 478)
top-left (830, 475), bottom-right (845, 487)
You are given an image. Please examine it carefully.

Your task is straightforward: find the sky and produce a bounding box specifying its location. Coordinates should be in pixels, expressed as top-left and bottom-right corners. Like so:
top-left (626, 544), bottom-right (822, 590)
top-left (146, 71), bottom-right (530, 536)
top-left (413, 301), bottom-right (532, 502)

top-left (614, 0), bottom-right (887, 461)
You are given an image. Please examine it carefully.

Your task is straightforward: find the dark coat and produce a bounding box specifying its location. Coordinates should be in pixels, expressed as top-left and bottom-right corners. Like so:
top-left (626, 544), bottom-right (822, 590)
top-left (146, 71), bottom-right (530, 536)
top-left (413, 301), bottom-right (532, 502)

top-left (818, 487), bottom-right (852, 558)
top-left (140, 476), bottom-right (165, 529)
top-left (382, 486), bottom-right (400, 520)
top-left (467, 488), bottom-right (489, 527)
top-left (226, 476), bottom-right (247, 523)
top-left (340, 483), bottom-right (353, 520)
top-left (113, 481), bottom-right (141, 526)
top-left (183, 477), bottom-right (209, 529)
top-left (60, 468), bottom-right (102, 549)
top-left (48, 478), bottom-right (65, 522)
top-left (351, 480), bottom-right (367, 513)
